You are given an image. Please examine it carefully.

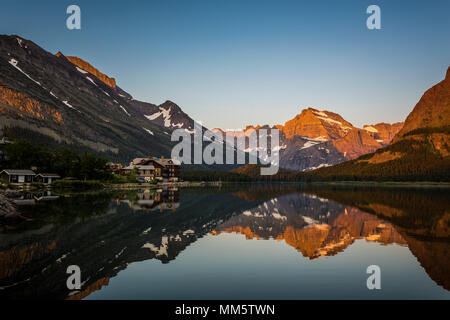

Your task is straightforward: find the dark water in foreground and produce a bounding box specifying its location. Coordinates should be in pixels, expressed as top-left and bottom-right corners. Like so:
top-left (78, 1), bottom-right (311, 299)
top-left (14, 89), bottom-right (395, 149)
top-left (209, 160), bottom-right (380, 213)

top-left (0, 184), bottom-right (449, 300)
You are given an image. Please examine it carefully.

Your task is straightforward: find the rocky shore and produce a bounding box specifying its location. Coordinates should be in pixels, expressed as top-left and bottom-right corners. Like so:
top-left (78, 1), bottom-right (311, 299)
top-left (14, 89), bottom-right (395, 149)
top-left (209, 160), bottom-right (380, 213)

top-left (0, 192), bottom-right (19, 219)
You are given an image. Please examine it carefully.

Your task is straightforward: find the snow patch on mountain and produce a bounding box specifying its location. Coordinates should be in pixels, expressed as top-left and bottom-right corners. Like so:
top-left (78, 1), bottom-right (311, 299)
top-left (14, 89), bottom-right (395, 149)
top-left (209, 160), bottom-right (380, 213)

top-left (119, 105), bottom-right (130, 117)
top-left (310, 109), bottom-right (328, 117)
top-left (316, 116), bottom-right (352, 131)
top-left (144, 106), bottom-right (184, 128)
top-left (364, 126), bottom-right (378, 133)
top-left (62, 100), bottom-right (79, 112)
top-left (310, 108), bottom-right (352, 133)
top-left (303, 163), bottom-right (331, 172)
top-left (143, 128), bottom-right (154, 135)
top-left (85, 76), bottom-right (98, 86)
top-left (301, 140), bottom-right (321, 150)
top-left (9, 58), bottom-right (42, 87)
top-left (142, 236), bottom-right (169, 257)
top-left (76, 67), bottom-right (88, 74)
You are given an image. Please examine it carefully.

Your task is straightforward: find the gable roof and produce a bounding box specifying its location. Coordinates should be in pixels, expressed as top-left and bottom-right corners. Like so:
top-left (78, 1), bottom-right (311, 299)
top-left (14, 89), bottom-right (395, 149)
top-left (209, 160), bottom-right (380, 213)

top-left (37, 173), bottom-right (61, 178)
top-left (152, 159), bottom-right (181, 167)
top-left (132, 157), bottom-right (181, 167)
top-left (132, 158), bottom-right (146, 165)
top-left (137, 165), bottom-right (155, 170)
top-left (122, 165), bottom-right (155, 170)
top-left (1, 169), bottom-right (36, 175)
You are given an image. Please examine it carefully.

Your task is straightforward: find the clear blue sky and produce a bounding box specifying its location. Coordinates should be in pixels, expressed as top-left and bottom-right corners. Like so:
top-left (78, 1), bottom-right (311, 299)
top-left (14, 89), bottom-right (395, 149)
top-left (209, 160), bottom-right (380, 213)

top-left (1, 0), bottom-right (449, 129)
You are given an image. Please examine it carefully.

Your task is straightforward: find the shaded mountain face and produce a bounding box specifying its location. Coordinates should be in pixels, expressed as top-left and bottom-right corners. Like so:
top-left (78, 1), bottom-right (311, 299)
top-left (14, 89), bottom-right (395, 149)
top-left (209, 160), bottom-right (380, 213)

top-left (309, 66), bottom-right (450, 181)
top-left (0, 35), bottom-right (177, 163)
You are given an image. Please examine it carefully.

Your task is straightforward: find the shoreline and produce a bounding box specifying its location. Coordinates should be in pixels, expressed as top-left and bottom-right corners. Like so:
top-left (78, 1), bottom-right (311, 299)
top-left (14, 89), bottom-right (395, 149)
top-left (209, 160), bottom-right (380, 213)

top-left (2, 179), bottom-right (449, 193)
top-left (102, 181), bottom-right (223, 189)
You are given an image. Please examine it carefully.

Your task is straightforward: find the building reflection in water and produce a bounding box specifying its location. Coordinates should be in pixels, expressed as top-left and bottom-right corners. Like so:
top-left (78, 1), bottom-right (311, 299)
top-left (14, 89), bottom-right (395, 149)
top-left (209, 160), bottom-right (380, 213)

top-left (118, 187), bottom-right (180, 212)
top-left (10, 191), bottom-right (60, 206)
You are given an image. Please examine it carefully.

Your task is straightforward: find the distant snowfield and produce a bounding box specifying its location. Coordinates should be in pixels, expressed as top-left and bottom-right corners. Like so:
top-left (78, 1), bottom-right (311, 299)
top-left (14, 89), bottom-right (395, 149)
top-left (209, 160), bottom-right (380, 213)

top-left (301, 140), bottom-right (321, 150)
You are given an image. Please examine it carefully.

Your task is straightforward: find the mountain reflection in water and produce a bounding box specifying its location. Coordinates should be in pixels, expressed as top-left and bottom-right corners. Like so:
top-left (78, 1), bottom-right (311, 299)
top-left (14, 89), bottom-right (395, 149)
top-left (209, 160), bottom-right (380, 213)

top-left (0, 185), bottom-right (449, 299)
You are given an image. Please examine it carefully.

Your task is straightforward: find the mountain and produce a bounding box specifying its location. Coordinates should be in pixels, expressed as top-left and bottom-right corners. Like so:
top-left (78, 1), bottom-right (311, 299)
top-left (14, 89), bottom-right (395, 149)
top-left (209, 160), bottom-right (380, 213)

top-left (130, 99), bottom-right (195, 132)
top-left (218, 107), bottom-right (402, 172)
top-left (307, 66), bottom-right (450, 181)
top-left (0, 35), bottom-right (182, 163)
top-left (393, 67), bottom-right (450, 142)
top-left (363, 122), bottom-right (404, 145)
top-left (60, 54), bottom-right (198, 131)
top-left (282, 108), bottom-right (354, 140)
top-left (276, 108), bottom-right (405, 160)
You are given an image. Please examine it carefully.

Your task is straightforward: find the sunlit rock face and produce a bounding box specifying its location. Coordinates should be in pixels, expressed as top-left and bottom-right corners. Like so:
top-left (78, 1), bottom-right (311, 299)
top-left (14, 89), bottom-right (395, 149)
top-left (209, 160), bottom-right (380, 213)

top-left (221, 106), bottom-right (399, 171)
top-left (363, 122), bottom-right (404, 145)
top-left (393, 66), bottom-right (450, 142)
top-left (282, 108), bottom-right (354, 140)
top-left (331, 128), bottom-right (383, 160)
top-left (59, 54), bottom-right (117, 88)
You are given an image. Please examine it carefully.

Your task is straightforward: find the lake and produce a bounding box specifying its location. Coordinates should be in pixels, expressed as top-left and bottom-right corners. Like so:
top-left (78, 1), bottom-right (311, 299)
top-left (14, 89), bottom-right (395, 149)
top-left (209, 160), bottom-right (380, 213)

top-left (0, 184), bottom-right (449, 299)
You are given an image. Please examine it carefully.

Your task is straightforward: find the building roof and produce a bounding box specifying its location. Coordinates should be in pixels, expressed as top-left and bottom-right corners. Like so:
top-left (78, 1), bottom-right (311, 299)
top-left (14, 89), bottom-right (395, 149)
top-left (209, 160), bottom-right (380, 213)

top-left (153, 159), bottom-right (181, 167)
top-left (138, 165), bottom-right (155, 170)
top-left (1, 169), bottom-right (36, 175)
top-left (37, 173), bottom-right (61, 178)
top-left (122, 165), bottom-right (155, 170)
top-left (132, 158), bottom-right (146, 165)
top-left (130, 157), bottom-right (181, 167)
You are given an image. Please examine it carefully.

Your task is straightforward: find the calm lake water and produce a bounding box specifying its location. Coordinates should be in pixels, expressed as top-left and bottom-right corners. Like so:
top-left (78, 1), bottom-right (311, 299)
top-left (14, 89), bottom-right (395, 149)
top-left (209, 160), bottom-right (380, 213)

top-left (1, 184), bottom-right (449, 300)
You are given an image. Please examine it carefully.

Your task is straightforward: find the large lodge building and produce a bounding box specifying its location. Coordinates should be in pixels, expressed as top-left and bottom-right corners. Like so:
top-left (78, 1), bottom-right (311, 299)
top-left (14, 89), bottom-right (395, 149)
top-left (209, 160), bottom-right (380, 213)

top-left (119, 157), bottom-right (181, 182)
